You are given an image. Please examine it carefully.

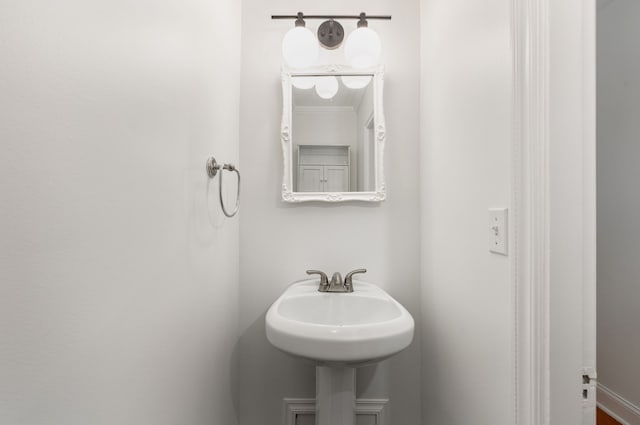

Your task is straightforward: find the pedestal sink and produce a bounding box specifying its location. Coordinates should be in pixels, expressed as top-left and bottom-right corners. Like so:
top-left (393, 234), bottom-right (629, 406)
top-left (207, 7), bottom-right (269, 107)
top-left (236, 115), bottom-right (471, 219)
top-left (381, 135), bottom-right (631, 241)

top-left (265, 279), bottom-right (415, 425)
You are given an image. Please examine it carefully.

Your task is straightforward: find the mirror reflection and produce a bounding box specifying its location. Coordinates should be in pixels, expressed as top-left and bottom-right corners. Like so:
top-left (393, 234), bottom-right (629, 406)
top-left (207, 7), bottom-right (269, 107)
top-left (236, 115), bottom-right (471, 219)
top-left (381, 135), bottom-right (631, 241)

top-left (292, 75), bottom-right (376, 193)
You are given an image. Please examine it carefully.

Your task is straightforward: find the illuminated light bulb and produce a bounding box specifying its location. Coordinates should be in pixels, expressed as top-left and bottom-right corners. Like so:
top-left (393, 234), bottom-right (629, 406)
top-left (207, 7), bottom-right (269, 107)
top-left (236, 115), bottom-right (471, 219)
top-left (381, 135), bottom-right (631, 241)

top-left (315, 76), bottom-right (339, 99)
top-left (282, 26), bottom-right (319, 68)
top-left (292, 76), bottom-right (316, 90)
top-left (344, 27), bottom-right (381, 69)
top-left (341, 75), bottom-right (372, 89)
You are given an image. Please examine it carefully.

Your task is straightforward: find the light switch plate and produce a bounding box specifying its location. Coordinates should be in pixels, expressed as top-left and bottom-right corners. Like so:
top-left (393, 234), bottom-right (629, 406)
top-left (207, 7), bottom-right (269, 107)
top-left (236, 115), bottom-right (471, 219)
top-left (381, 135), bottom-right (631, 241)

top-left (489, 208), bottom-right (508, 255)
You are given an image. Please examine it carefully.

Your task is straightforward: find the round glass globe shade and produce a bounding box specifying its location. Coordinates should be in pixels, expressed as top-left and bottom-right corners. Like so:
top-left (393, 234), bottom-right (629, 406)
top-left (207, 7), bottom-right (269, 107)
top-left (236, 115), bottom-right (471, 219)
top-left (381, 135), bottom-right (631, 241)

top-left (292, 76), bottom-right (316, 90)
top-left (344, 27), bottom-right (381, 69)
top-left (341, 75), bottom-right (372, 89)
top-left (282, 27), bottom-right (319, 68)
top-left (315, 76), bottom-right (339, 99)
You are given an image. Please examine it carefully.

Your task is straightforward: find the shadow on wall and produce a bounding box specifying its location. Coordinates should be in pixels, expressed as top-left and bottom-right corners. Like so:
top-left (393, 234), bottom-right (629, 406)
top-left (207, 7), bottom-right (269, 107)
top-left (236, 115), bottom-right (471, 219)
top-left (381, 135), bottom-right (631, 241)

top-left (230, 337), bottom-right (241, 423)
top-left (237, 312), bottom-right (315, 424)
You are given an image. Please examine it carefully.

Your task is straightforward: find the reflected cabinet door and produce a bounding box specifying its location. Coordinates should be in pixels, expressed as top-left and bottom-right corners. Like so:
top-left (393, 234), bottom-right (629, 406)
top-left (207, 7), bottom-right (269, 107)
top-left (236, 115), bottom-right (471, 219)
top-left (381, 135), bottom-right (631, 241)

top-left (298, 166), bottom-right (323, 192)
top-left (324, 166), bottom-right (349, 192)
top-left (297, 165), bottom-right (349, 192)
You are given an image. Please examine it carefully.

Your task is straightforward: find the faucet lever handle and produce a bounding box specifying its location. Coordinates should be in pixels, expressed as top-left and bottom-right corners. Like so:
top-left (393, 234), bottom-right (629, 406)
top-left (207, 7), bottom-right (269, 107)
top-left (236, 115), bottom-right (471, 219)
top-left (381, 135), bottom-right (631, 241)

top-left (306, 270), bottom-right (329, 287)
top-left (344, 269), bottom-right (367, 290)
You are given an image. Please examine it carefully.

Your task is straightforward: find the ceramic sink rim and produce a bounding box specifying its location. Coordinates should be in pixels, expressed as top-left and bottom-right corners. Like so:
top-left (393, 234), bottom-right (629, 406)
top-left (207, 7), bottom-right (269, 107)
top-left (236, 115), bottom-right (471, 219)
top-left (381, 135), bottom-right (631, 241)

top-left (265, 279), bottom-right (415, 365)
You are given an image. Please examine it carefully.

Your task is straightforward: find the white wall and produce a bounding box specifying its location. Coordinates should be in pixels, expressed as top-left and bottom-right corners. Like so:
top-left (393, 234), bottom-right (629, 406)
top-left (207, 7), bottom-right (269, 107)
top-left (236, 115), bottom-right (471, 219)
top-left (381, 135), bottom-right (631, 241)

top-left (293, 109), bottom-right (356, 149)
top-left (238, 0), bottom-right (422, 424)
top-left (597, 0), bottom-right (640, 411)
top-left (0, 1), bottom-right (241, 424)
top-left (419, 1), bottom-right (513, 424)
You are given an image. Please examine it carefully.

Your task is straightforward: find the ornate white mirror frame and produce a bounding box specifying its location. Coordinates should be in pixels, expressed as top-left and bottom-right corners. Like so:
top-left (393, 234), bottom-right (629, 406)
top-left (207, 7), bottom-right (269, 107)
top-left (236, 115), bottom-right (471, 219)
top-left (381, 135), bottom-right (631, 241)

top-left (280, 65), bottom-right (386, 203)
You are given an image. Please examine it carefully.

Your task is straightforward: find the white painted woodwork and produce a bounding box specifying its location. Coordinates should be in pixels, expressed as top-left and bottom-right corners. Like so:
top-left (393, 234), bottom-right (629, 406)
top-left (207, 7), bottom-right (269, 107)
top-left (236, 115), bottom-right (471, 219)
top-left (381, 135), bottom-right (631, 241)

top-left (297, 166), bottom-right (349, 193)
top-left (283, 398), bottom-right (388, 425)
top-left (510, 1), bottom-right (597, 424)
top-left (298, 145), bottom-right (350, 167)
top-left (296, 145), bottom-right (351, 192)
top-left (547, 0), bottom-right (597, 423)
top-left (324, 166), bottom-right (349, 192)
top-left (511, 1), bottom-right (552, 423)
top-left (298, 166), bottom-right (324, 193)
top-left (597, 384), bottom-right (640, 425)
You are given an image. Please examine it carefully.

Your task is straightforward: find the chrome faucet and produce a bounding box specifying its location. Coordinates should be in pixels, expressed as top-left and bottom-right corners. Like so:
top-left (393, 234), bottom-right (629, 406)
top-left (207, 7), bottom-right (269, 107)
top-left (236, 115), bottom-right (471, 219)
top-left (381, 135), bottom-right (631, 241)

top-left (306, 270), bottom-right (329, 291)
top-left (306, 269), bottom-right (367, 293)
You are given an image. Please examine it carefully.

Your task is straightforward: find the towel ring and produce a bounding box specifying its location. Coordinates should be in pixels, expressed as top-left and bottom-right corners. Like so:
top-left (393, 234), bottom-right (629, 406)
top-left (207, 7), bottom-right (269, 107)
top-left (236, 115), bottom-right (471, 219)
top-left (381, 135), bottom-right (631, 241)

top-left (206, 157), bottom-right (240, 218)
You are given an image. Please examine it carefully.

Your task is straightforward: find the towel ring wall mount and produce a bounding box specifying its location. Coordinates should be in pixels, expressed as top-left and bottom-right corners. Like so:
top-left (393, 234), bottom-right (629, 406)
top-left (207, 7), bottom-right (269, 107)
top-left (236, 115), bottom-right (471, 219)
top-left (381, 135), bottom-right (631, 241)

top-left (206, 156), bottom-right (240, 218)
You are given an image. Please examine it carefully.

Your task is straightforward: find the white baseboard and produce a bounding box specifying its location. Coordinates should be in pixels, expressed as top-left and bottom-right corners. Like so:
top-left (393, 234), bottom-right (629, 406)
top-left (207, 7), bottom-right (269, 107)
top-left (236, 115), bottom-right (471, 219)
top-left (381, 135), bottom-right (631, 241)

top-left (597, 383), bottom-right (640, 425)
top-left (283, 398), bottom-right (388, 425)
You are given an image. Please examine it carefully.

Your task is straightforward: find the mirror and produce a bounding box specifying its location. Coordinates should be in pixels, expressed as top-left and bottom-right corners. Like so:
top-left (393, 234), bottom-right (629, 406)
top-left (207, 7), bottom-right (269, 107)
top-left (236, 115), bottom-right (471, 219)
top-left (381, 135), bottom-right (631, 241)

top-left (280, 66), bottom-right (386, 202)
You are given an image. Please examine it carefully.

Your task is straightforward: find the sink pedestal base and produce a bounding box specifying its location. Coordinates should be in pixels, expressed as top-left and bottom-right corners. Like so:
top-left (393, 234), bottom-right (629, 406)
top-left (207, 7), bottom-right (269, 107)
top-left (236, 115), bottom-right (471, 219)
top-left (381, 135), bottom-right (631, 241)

top-left (315, 366), bottom-right (356, 425)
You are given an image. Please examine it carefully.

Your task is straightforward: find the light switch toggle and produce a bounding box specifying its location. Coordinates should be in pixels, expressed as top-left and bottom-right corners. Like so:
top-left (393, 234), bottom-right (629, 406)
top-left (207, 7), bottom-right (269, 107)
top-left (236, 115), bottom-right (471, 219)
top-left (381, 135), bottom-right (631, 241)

top-left (489, 208), bottom-right (508, 255)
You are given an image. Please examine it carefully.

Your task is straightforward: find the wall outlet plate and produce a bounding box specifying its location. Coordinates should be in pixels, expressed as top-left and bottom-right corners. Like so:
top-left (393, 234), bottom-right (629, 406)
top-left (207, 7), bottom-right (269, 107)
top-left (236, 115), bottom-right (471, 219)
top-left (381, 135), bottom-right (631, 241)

top-left (489, 208), bottom-right (508, 255)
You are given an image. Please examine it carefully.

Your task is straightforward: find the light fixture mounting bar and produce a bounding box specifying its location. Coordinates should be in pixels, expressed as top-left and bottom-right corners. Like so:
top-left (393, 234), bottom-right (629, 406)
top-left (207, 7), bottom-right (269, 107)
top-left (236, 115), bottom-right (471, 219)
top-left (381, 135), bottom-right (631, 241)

top-left (271, 14), bottom-right (391, 21)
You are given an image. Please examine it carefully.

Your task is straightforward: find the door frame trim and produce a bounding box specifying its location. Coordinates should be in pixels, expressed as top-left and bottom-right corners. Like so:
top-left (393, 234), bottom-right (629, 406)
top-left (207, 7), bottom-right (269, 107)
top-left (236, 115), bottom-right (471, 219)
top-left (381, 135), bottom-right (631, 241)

top-left (512, 0), bottom-right (596, 423)
top-left (511, 1), bottom-right (551, 423)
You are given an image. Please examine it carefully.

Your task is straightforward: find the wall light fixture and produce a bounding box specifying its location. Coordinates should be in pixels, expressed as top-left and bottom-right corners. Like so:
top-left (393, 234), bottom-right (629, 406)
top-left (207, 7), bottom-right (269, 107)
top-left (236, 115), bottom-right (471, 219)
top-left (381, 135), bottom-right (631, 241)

top-left (345, 14), bottom-right (382, 69)
top-left (280, 13), bottom-right (319, 69)
top-left (272, 12), bottom-right (391, 69)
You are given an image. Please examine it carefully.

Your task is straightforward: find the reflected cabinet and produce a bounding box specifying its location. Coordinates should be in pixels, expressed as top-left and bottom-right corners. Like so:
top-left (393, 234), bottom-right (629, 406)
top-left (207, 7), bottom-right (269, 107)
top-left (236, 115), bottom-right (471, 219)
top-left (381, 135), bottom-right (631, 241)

top-left (297, 145), bottom-right (350, 192)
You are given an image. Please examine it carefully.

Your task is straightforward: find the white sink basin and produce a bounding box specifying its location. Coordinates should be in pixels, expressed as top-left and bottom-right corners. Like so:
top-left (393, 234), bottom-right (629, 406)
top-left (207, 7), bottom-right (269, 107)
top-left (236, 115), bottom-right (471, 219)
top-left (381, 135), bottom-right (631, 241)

top-left (265, 279), bottom-right (415, 365)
